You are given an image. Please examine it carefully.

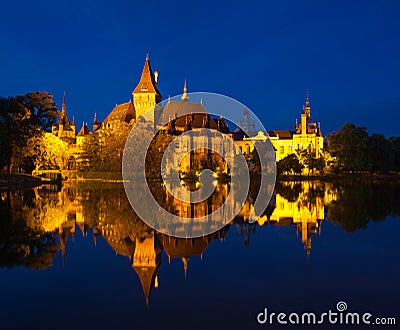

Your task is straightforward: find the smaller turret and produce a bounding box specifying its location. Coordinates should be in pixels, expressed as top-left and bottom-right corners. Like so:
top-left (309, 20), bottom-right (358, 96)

top-left (93, 113), bottom-right (101, 131)
top-left (181, 79), bottom-right (189, 102)
top-left (51, 91), bottom-right (76, 143)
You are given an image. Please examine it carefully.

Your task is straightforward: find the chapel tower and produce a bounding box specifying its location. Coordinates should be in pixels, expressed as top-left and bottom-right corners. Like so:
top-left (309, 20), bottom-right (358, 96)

top-left (132, 54), bottom-right (162, 121)
top-left (52, 92), bottom-right (76, 143)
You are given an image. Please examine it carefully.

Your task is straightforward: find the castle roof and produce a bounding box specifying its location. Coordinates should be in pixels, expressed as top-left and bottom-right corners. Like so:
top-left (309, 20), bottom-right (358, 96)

top-left (133, 55), bottom-right (161, 96)
top-left (133, 264), bottom-right (159, 305)
top-left (268, 130), bottom-right (293, 139)
top-left (232, 131), bottom-right (247, 140)
top-left (160, 101), bottom-right (219, 130)
top-left (77, 123), bottom-right (91, 136)
top-left (103, 102), bottom-right (135, 125)
top-left (306, 116), bottom-right (316, 125)
top-left (161, 236), bottom-right (210, 259)
top-left (217, 116), bottom-right (230, 133)
top-left (103, 235), bottom-right (136, 257)
top-left (58, 113), bottom-right (72, 129)
top-left (161, 100), bottom-right (207, 119)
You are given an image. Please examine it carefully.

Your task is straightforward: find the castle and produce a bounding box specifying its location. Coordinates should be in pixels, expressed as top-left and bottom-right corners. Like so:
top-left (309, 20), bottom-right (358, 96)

top-left (52, 55), bottom-right (324, 170)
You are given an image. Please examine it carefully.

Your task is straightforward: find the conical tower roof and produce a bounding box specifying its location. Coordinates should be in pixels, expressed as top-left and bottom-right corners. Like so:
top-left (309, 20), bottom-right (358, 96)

top-left (133, 54), bottom-right (161, 96)
top-left (133, 265), bottom-right (159, 305)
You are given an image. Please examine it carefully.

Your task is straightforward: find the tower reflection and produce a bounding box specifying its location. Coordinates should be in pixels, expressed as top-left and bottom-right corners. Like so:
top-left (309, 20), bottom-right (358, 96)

top-left (0, 180), bottom-right (335, 303)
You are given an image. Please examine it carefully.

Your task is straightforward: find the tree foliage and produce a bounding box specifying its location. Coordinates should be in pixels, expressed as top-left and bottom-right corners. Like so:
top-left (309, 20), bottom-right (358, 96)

top-left (326, 123), bottom-right (369, 172)
top-left (0, 92), bottom-right (59, 173)
top-left (327, 123), bottom-right (400, 173)
top-left (81, 121), bottom-right (131, 172)
top-left (327, 182), bottom-right (400, 232)
top-left (17, 92), bottom-right (59, 131)
top-left (0, 190), bottom-right (60, 269)
top-left (27, 133), bottom-right (69, 170)
top-left (277, 154), bottom-right (304, 175)
top-left (297, 149), bottom-right (326, 175)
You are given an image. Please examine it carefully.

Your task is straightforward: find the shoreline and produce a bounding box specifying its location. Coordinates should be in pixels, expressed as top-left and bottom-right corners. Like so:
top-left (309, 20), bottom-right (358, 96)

top-left (276, 172), bottom-right (400, 183)
top-left (1, 171), bottom-right (400, 190)
top-left (0, 173), bottom-right (43, 191)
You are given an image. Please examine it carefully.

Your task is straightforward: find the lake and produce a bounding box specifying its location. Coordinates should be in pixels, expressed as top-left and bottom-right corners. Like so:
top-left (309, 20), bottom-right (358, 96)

top-left (0, 180), bottom-right (399, 329)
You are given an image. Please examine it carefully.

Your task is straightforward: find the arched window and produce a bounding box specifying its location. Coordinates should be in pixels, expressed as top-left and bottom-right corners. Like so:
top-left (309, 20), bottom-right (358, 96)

top-left (279, 146), bottom-right (284, 154)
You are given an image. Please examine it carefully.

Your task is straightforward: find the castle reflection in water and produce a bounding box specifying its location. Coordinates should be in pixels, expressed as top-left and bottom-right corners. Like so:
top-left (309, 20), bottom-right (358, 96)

top-left (1, 180), bottom-right (336, 303)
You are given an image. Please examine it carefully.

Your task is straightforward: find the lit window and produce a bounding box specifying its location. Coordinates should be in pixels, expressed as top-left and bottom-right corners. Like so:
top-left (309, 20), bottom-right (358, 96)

top-left (280, 146), bottom-right (284, 154)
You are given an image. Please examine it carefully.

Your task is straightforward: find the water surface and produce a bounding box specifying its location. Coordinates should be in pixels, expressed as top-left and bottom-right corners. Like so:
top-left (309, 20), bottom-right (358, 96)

top-left (0, 181), bottom-right (399, 329)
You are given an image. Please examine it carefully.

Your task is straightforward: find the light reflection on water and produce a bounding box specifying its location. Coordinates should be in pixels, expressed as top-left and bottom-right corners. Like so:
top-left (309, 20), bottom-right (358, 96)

top-left (0, 180), bottom-right (399, 329)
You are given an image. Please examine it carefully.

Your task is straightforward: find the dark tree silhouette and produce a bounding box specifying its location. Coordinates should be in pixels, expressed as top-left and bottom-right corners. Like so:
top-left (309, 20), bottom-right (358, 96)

top-left (0, 92), bottom-right (59, 173)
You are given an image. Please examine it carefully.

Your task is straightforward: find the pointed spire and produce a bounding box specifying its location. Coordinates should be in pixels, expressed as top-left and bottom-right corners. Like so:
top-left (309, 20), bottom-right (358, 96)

top-left (133, 265), bottom-right (158, 306)
top-left (58, 91), bottom-right (71, 128)
top-left (133, 54), bottom-right (161, 96)
top-left (305, 90), bottom-right (310, 107)
top-left (71, 115), bottom-right (75, 126)
top-left (181, 79), bottom-right (189, 102)
top-left (58, 227), bottom-right (70, 267)
top-left (303, 90), bottom-right (311, 117)
top-left (62, 91), bottom-right (66, 113)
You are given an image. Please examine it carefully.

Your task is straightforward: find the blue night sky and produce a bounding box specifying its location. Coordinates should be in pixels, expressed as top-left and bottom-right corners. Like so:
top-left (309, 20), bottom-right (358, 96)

top-left (1, 0), bottom-right (399, 137)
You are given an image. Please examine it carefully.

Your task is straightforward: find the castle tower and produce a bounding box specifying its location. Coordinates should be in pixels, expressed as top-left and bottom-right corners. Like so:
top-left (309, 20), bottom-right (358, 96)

top-left (52, 92), bottom-right (76, 143)
top-left (301, 93), bottom-right (310, 135)
top-left (132, 54), bottom-right (162, 121)
top-left (133, 231), bottom-right (161, 304)
top-left (303, 92), bottom-right (311, 117)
